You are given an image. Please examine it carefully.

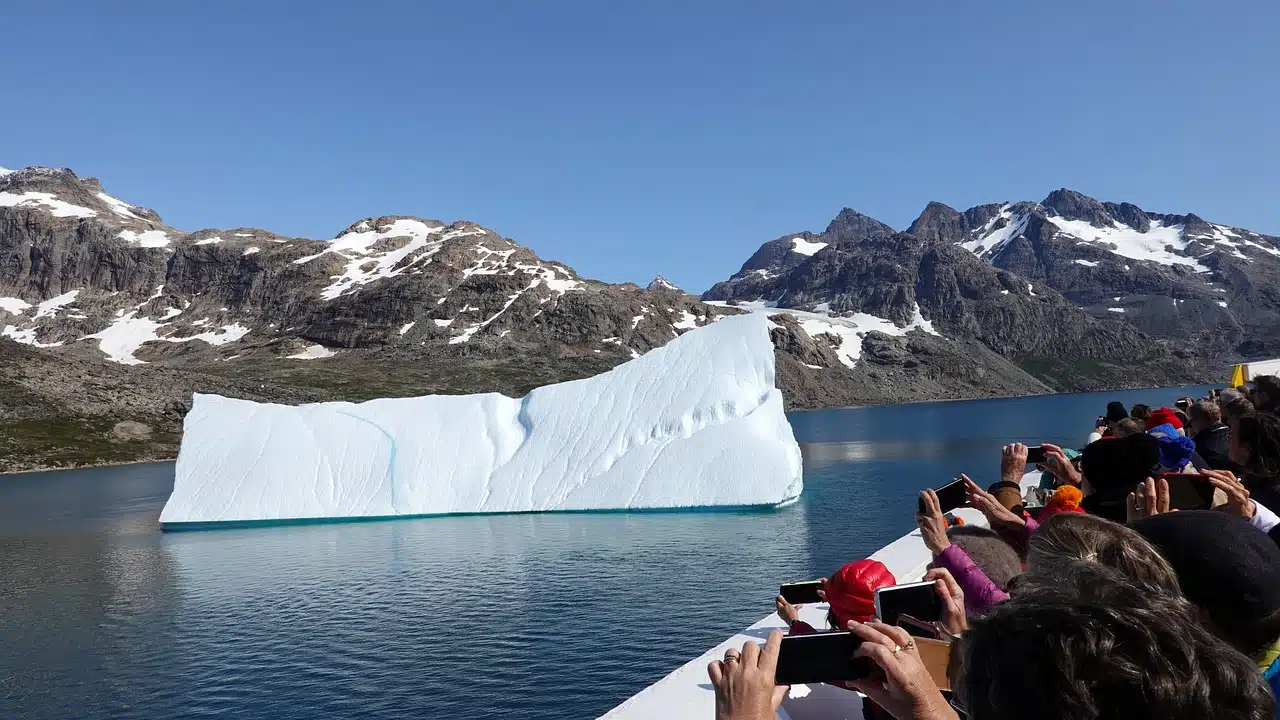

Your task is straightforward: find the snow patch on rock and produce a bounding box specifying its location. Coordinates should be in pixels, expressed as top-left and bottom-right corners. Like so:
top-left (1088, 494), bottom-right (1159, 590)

top-left (287, 344), bottom-right (336, 360)
top-left (791, 237), bottom-right (828, 256)
top-left (0, 191), bottom-right (97, 218)
top-left (118, 229), bottom-right (170, 248)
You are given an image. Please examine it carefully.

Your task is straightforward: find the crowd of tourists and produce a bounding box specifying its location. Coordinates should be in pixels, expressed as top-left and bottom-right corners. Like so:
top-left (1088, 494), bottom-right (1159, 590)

top-left (708, 375), bottom-right (1280, 720)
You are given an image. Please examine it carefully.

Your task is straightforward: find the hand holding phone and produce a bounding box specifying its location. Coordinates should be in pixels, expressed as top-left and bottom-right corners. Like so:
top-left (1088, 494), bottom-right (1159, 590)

top-left (1160, 473), bottom-right (1213, 511)
top-left (1025, 445), bottom-right (1047, 465)
top-left (779, 580), bottom-right (824, 605)
top-left (875, 581), bottom-right (944, 627)
top-left (774, 631), bottom-right (869, 684)
top-left (918, 478), bottom-right (967, 514)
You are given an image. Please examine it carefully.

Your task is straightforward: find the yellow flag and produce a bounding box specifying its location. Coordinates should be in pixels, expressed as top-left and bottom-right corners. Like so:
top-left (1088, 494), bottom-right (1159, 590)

top-left (1231, 364), bottom-right (1246, 388)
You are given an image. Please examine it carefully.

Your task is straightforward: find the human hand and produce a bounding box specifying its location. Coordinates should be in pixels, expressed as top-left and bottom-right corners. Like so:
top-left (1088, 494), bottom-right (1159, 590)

top-left (708, 631), bottom-right (788, 720)
top-left (774, 595), bottom-right (801, 625)
top-left (1041, 443), bottom-right (1082, 485)
top-left (962, 474), bottom-right (1026, 528)
top-left (923, 567), bottom-right (967, 636)
top-left (1126, 477), bottom-right (1170, 522)
top-left (916, 489), bottom-right (951, 555)
top-left (1204, 469), bottom-right (1255, 520)
top-left (1000, 443), bottom-right (1030, 484)
top-left (847, 621), bottom-right (958, 720)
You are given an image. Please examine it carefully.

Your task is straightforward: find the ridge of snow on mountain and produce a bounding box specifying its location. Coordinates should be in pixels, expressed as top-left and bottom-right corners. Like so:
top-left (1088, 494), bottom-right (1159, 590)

top-left (159, 314), bottom-right (803, 524)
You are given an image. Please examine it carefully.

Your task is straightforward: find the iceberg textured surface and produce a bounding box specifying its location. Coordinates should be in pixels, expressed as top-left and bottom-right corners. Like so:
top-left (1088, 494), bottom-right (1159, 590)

top-left (159, 314), bottom-right (802, 524)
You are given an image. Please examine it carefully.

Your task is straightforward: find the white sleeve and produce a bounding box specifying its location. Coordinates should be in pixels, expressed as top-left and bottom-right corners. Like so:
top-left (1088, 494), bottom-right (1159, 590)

top-left (1251, 500), bottom-right (1280, 535)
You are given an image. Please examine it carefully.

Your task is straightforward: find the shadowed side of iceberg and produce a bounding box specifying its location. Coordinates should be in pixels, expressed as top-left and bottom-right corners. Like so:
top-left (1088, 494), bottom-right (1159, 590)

top-left (159, 314), bottom-right (803, 526)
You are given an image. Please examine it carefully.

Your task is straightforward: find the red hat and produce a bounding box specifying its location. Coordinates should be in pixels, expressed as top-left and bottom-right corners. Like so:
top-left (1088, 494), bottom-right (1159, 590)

top-left (1038, 484), bottom-right (1085, 522)
top-left (825, 559), bottom-right (896, 628)
top-left (1144, 407), bottom-right (1182, 431)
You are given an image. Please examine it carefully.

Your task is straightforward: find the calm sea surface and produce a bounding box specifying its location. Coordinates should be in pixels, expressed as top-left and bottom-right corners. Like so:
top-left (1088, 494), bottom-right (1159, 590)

top-left (0, 386), bottom-right (1212, 719)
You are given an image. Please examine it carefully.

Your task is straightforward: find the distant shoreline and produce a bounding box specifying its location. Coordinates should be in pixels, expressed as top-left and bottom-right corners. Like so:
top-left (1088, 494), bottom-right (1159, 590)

top-left (1, 458), bottom-right (175, 477)
top-left (4, 382), bottom-right (1221, 476)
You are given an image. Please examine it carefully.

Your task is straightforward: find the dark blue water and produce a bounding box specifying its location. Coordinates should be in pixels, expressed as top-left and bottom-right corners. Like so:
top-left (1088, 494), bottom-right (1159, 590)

top-left (0, 385), bottom-right (1212, 720)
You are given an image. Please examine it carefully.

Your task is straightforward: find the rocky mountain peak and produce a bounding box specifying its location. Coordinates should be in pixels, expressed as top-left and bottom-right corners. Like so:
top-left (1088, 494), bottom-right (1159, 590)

top-left (823, 207), bottom-right (897, 241)
top-left (0, 165), bottom-right (166, 227)
top-left (647, 275), bottom-right (682, 293)
top-left (336, 215), bottom-right (448, 238)
top-left (906, 201), bottom-right (965, 244)
top-left (1041, 188), bottom-right (1112, 227)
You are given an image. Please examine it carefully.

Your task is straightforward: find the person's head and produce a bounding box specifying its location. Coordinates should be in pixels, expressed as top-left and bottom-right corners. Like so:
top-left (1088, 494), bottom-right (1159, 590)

top-left (943, 526), bottom-right (1022, 591)
top-left (1130, 403), bottom-right (1152, 421)
top-left (1079, 433), bottom-right (1160, 499)
top-left (1021, 512), bottom-right (1180, 594)
top-left (1253, 375), bottom-right (1280, 412)
top-left (1132, 510), bottom-right (1280, 659)
top-left (1147, 422), bottom-right (1198, 471)
top-left (1223, 397), bottom-right (1257, 429)
top-left (1188, 400), bottom-right (1222, 434)
top-left (822, 558), bottom-right (894, 630)
top-left (986, 480), bottom-right (1023, 512)
top-left (1228, 412), bottom-right (1280, 477)
top-left (1110, 417), bottom-right (1144, 437)
top-left (1144, 406), bottom-right (1183, 432)
top-left (954, 573), bottom-right (1275, 720)
top-left (1105, 400), bottom-right (1129, 425)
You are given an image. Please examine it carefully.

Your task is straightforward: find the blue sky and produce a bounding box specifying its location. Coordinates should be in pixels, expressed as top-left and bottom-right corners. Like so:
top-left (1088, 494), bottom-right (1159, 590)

top-left (4, 1), bottom-right (1277, 292)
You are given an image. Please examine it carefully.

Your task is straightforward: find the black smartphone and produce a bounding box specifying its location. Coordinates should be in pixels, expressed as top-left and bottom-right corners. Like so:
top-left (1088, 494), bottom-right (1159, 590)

top-left (919, 478), bottom-right (967, 514)
top-left (1161, 473), bottom-right (1214, 511)
top-left (875, 581), bottom-right (943, 627)
top-left (774, 631), bottom-right (870, 685)
top-left (779, 581), bottom-right (824, 604)
top-left (1025, 445), bottom-right (1047, 465)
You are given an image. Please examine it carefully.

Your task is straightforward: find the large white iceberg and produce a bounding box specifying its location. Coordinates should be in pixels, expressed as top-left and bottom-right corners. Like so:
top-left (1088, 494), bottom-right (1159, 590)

top-left (159, 314), bottom-right (803, 525)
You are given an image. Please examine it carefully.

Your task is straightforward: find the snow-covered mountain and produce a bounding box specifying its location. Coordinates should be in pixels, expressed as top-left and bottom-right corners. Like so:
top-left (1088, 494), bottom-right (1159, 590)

top-left (0, 166), bottom-right (726, 365)
top-left (2, 165), bottom-right (1057, 471)
top-left (908, 189), bottom-right (1280, 352)
top-left (704, 189), bottom-right (1280, 392)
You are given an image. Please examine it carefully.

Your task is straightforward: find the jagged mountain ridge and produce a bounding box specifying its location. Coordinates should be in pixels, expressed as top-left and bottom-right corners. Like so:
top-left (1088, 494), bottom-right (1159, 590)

top-left (0, 167), bottom-right (731, 364)
top-left (906, 189), bottom-right (1280, 356)
top-left (705, 188), bottom-right (1280, 390)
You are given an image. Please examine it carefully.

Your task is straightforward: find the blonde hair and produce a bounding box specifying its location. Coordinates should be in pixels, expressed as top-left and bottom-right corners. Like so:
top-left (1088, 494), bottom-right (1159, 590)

top-left (1022, 513), bottom-right (1180, 593)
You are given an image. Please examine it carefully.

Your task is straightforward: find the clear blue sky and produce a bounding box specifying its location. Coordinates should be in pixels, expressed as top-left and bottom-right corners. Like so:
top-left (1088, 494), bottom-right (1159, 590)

top-left (5, 1), bottom-right (1277, 292)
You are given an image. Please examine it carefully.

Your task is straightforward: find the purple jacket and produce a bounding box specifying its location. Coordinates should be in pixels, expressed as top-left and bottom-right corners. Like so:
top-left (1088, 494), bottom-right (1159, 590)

top-left (932, 517), bottom-right (1038, 616)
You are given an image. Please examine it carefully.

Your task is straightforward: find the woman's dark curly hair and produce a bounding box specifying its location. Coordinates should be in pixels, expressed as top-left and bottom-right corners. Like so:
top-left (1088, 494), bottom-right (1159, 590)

top-left (1235, 412), bottom-right (1280, 477)
top-left (954, 564), bottom-right (1275, 720)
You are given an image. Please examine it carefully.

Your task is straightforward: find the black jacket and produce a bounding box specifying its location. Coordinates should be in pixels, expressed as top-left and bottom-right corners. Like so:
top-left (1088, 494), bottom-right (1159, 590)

top-left (1192, 424), bottom-right (1237, 471)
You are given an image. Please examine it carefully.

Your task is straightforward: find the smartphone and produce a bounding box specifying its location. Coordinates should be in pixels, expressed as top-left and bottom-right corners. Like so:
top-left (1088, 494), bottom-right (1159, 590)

top-left (779, 581), bottom-right (824, 604)
top-left (774, 631), bottom-right (870, 685)
top-left (1025, 445), bottom-right (1047, 465)
top-left (1160, 473), bottom-right (1214, 511)
top-left (1096, 415), bottom-right (1108, 428)
top-left (920, 478), bottom-right (967, 514)
top-left (895, 614), bottom-right (941, 640)
top-left (875, 580), bottom-right (943, 627)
